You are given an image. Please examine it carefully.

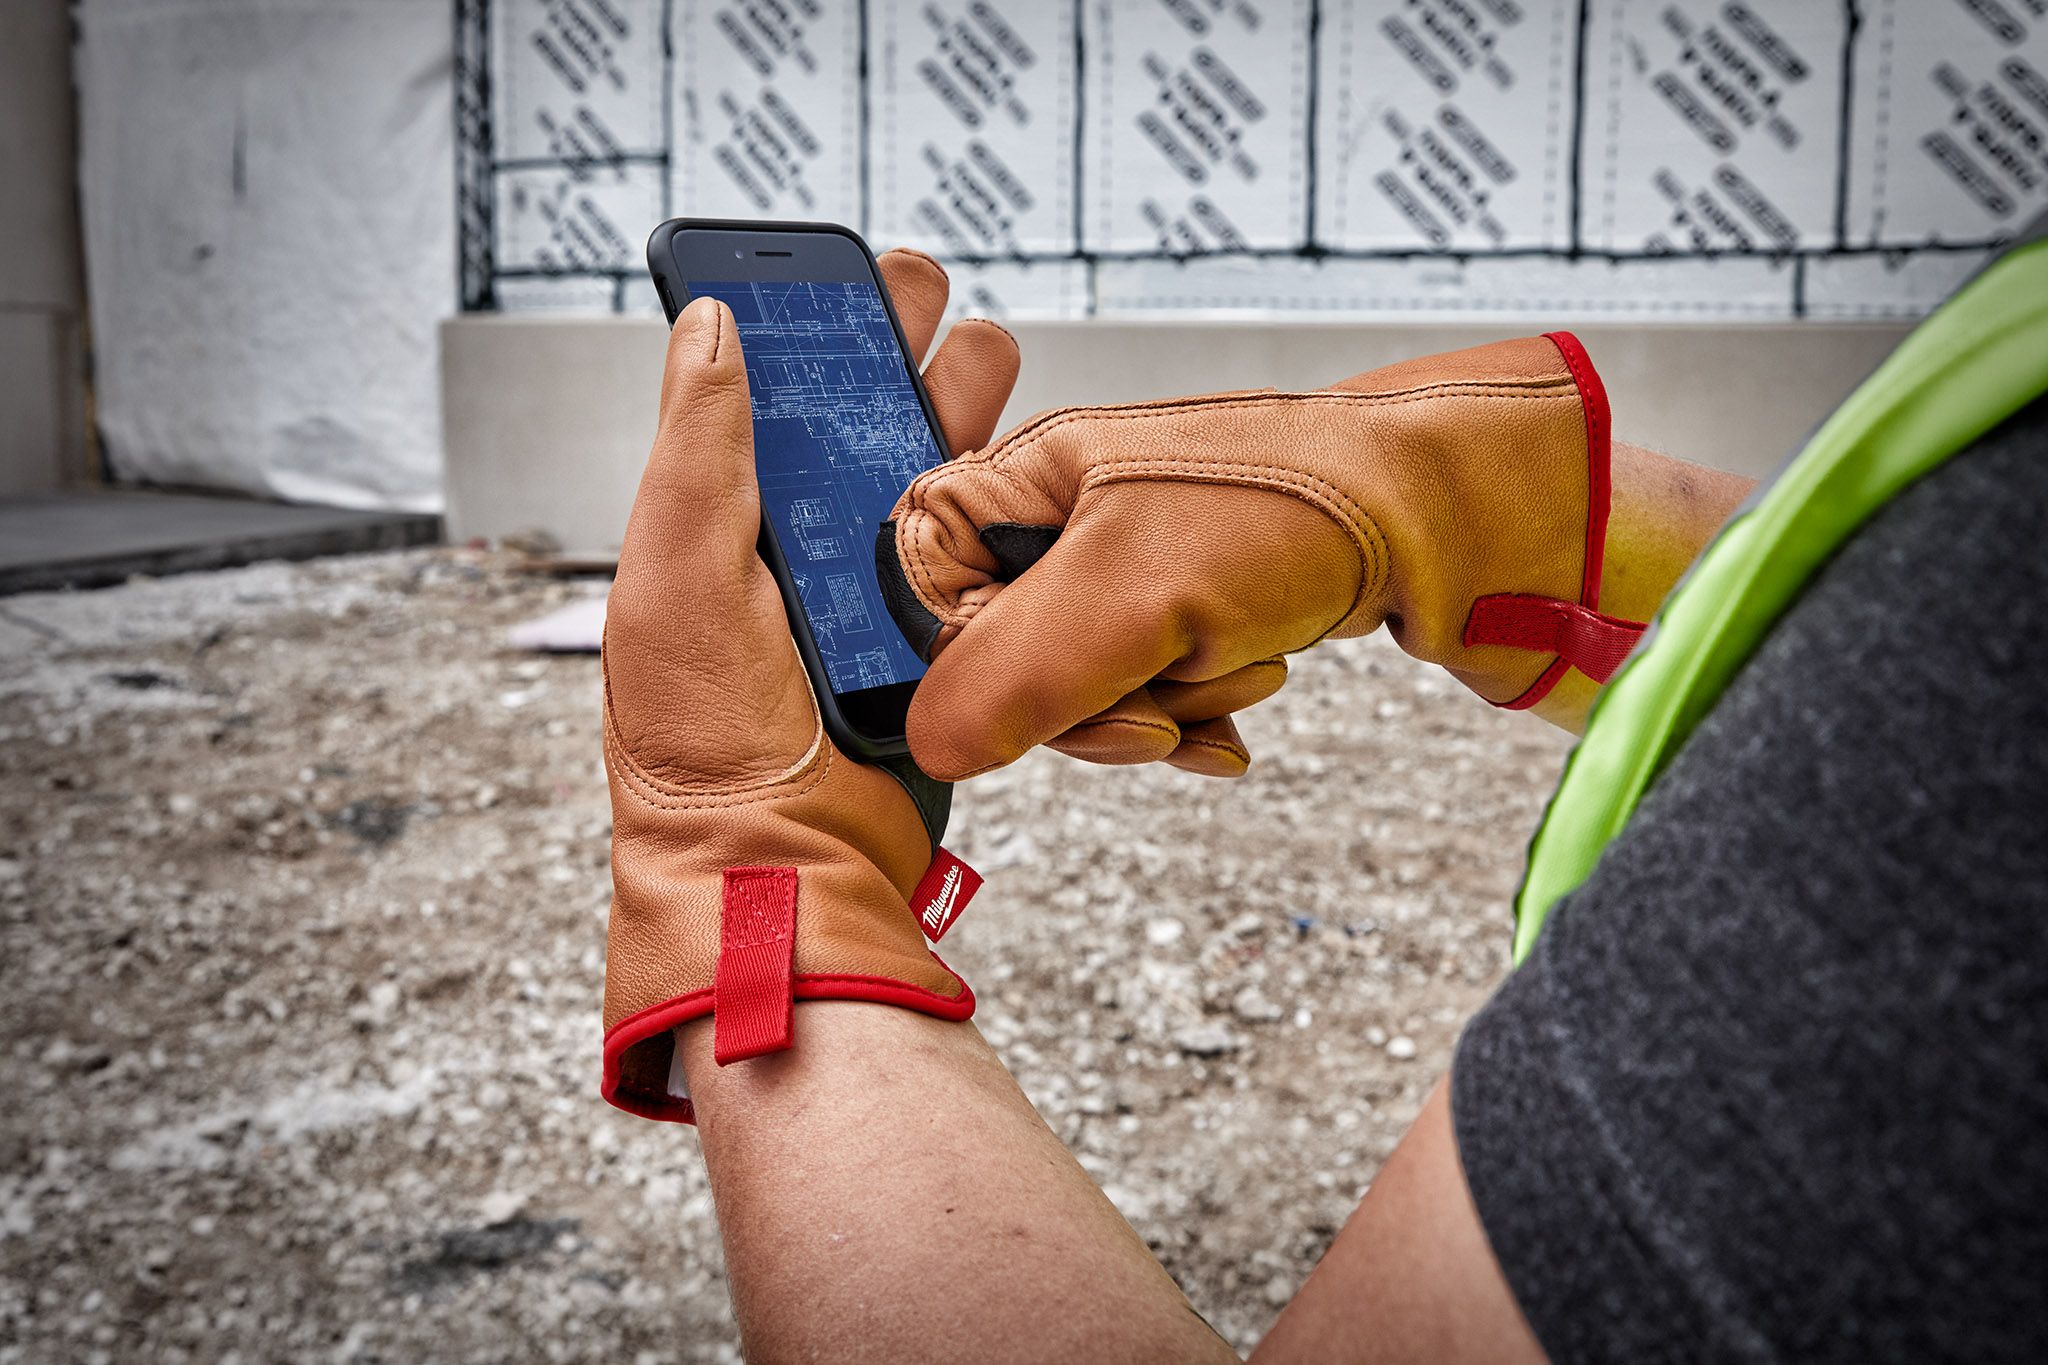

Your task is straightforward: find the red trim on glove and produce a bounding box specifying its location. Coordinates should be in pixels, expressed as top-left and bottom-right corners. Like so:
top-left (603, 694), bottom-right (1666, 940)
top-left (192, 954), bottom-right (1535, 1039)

top-left (1468, 331), bottom-right (1634, 710)
top-left (599, 970), bottom-right (976, 1125)
top-left (1548, 330), bottom-right (1613, 611)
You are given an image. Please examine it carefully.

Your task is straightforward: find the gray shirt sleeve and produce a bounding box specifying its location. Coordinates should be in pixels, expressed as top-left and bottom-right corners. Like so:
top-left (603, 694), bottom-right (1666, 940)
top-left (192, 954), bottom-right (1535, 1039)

top-left (1451, 395), bottom-right (2048, 1365)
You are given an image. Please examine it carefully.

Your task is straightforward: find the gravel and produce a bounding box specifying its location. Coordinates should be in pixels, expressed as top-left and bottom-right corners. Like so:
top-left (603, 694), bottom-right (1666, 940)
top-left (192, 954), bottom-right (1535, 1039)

top-left (0, 548), bottom-right (1569, 1361)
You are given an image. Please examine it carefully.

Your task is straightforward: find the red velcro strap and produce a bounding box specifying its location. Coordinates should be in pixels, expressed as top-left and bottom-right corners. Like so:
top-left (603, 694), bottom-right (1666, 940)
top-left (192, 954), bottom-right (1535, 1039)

top-left (712, 867), bottom-right (798, 1066)
top-left (908, 848), bottom-right (982, 943)
top-left (1464, 594), bottom-right (1648, 685)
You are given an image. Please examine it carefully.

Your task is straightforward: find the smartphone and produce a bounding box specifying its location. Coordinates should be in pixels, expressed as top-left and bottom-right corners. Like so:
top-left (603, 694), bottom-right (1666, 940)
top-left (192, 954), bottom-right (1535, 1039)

top-left (645, 219), bottom-right (948, 761)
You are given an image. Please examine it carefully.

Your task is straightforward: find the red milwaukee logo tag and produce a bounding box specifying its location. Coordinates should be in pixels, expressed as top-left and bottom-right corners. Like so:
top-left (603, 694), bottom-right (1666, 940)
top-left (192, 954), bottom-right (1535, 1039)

top-left (908, 848), bottom-right (982, 943)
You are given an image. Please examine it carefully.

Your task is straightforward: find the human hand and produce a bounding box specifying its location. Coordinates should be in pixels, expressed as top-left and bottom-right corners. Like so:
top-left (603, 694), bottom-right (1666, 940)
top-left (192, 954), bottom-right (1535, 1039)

top-left (601, 252), bottom-right (1019, 1122)
top-left (878, 334), bottom-right (1637, 781)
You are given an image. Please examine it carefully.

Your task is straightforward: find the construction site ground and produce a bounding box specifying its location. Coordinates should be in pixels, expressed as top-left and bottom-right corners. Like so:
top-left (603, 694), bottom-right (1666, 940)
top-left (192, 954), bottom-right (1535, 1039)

top-left (0, 548), bottom-right (1570, 1362)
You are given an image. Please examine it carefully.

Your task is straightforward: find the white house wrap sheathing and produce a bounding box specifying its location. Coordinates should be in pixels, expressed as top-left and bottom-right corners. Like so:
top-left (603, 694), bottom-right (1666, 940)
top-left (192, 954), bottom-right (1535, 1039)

top-left (77, 0), bottom-right (454, 511)
top-left (70, 0), bottom-right (2048, 511)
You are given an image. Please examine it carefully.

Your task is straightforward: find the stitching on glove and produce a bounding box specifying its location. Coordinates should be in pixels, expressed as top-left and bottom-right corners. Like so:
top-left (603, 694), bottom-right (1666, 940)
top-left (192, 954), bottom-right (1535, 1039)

top-left (602, 722), bottom-right (834, 812)
top-left (901, 511), bottom-right (955, 633)
top-left (1085, 460), bottom-right (1390, 592)
top-left (1175, 736), bottom-right (1250, 762)
top-left (941, 376), bottom-right (1567, 466)
top-left (1083, 461), bottom-right (1392, 638)
top-left (921, 385), bottom-right (1577, 487)
top-left (720, 867), bottom-right (796, 950)
top-left (949, 315), bottom-right (1019, 349)
top-left (897, 388), bottom-right (1575, 628)
top-left (1066, 715), bottom-right (1180, 740)
top-left (900, 460), bottom-right (1389, 637)
top-left (599, 650), bottom-right (834, 804)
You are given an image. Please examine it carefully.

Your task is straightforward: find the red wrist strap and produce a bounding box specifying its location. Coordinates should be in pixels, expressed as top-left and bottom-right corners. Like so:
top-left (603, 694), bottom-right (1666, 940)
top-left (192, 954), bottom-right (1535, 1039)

top-left (1464, 594), bottom-right (1647, 685)
top-left (1467, 331), bottom-right (1641, 708)
top-left (712, 867), bottom-right (799, 1065)
top-left (600, 857), bottom-right (979, 1125)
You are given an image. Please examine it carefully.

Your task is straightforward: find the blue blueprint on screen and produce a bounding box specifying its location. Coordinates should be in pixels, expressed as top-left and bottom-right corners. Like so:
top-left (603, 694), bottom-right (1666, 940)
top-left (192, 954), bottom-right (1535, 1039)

top-left (688, 279), bottom-right (941, 694)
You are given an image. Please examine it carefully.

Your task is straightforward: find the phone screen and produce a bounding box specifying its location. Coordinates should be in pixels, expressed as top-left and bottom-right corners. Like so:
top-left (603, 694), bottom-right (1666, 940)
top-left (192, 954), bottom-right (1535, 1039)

top-left (684, 276), bottom-right (940, 705)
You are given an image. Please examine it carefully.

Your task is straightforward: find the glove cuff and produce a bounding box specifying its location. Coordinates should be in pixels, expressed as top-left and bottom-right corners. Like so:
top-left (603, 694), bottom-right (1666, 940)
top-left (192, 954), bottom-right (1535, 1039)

top-left (1460, 331), bottom-right (1646, 708)
top-left (601, 859), bottom-right (978, 1125)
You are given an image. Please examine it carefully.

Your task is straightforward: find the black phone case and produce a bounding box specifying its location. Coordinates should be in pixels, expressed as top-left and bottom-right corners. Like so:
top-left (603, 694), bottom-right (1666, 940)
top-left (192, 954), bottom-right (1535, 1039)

top-left (644, 218), bottom-right (943, 764)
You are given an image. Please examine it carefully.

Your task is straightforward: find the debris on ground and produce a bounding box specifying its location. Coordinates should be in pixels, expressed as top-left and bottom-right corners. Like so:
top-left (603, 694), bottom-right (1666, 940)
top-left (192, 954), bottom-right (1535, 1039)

top-left (0, 548), bottom-right (1569, 1361)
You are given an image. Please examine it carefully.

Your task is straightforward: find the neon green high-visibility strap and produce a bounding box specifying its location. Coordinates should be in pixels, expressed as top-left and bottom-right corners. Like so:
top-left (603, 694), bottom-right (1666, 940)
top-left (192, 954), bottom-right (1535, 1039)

top-left (1514, 236), bottom-right (2048, 965)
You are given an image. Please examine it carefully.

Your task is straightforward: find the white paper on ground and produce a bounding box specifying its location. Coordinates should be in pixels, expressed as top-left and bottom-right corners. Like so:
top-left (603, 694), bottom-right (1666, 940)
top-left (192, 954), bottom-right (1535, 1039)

top-left (506, 592), bottom-right (609, 653)
top-left (76, 0), bottom-right (454, 511)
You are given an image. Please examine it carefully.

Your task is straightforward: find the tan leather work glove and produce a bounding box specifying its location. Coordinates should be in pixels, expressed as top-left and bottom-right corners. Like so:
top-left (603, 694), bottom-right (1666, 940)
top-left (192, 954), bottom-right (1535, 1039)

top-left (877, 333), bottom-right (1641, 781)
top-left (602, 252), bottom-right (1019, 1123)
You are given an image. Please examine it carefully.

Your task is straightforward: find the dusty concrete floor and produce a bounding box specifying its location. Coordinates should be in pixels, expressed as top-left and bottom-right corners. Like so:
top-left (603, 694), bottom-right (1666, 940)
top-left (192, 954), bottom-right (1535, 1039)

top-left (0, 549), bottom-right (1570, 1362)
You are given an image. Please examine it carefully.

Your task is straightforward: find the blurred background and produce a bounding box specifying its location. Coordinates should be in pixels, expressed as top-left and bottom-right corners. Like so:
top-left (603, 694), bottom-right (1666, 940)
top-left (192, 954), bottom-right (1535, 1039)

top-left (3, 1), bottom-right (2044, 1360)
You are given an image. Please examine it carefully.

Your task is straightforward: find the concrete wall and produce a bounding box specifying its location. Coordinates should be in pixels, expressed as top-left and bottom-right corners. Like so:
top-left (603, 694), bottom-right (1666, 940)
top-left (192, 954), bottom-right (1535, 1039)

top-left (0, 1), bottom-right (91, 497)
top-left (444, 317), bottom-right (1911, 554)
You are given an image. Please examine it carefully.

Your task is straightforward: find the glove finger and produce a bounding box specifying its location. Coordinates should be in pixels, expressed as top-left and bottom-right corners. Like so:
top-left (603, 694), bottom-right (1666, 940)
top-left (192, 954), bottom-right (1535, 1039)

top-left (880, 408), bottom-right (1133, 664)
top-left (620, 297), bottom-right (760, 599)
top-left (905, 491), bottom-right (1198, 780)
top-left (877, 248), bottom-right (949, 366)
top-left (1044, 689), bottom-right (1182, 766)
top-left (1164, 716), bottom-right (1253, 778)
top-left (922, 318), bottom-right (1021, 456)
top-left (607, 298), bottom-right (816, 775)
top-left (1149, 658), bottom-right (1287, 724)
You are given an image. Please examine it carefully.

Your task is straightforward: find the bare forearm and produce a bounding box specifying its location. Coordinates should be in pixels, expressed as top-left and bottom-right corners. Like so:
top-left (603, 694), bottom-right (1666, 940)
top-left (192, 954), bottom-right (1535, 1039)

top-left (680, 1004), bottom-right (1235, 1365)
top-left (1253, 1079), bottom-right (1545, 1365)
top-left (1529, 442), bottom-right (1755, 732)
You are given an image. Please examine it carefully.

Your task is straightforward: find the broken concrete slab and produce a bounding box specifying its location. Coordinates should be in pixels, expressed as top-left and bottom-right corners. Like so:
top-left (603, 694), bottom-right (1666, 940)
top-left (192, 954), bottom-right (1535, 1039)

top-left (0, 487), bottom-right (440, 594)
